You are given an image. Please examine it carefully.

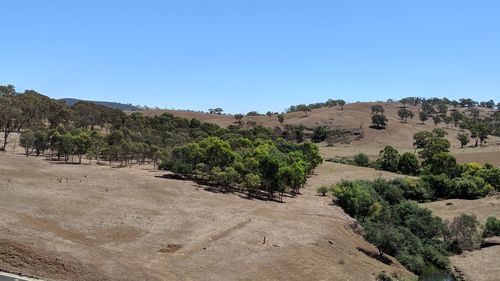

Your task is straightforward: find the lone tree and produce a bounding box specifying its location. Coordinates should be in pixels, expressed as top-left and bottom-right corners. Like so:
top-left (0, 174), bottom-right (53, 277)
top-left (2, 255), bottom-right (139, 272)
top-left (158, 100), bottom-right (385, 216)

top-left (371, 104), bottom-right (385, 115)
top-left (209, 108), bottom-right (224, 114)
top-left (371, 113), bottom-right (388, 129)
top-left (277, 113), bottom-right (285, 124)
top-left (337, 99), bottom-right (346, 110)
top-left (400, 98), bottom-right (410, 108)
top-left (302, 106), bottom-right (311, 117)
top-left (419, 111), bottom-right (428, 124)
top-left (234, 114), bottom-right (244, 126)
top-left (457, 133), bottom-right (470, 148)
top-left (397, 108), bottom-right (414, 123)
top-left (432, 115), bottom-right (442, 125)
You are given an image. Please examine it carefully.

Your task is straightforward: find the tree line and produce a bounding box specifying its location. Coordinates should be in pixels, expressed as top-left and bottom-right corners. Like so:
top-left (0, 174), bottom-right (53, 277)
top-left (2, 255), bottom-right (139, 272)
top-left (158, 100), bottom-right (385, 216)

top-left (160, 137), bottom-right (322, 201)
top-left (2, 83), bottom-right (323, 202)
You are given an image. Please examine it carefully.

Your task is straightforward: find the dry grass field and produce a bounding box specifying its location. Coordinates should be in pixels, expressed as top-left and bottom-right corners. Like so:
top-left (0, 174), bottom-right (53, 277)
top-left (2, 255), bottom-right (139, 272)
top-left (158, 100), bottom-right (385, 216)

top-left (136, 102), bottom-right (500, 151)
top-left (0, 154), bottom-right (413, 281)
top-left (1, 103), bottom-right (499, 281)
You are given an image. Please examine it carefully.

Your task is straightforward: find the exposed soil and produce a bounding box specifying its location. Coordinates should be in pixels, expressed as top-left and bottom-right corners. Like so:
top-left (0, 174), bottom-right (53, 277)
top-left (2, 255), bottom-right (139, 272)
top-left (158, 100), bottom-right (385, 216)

top-left (0, 154), bottom-right (413, 281)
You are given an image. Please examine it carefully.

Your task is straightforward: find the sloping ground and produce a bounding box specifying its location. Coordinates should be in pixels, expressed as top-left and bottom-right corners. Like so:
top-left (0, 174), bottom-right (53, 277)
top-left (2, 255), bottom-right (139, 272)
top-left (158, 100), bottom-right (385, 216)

top-left (0, 154), bottom-right (413, 281)
top-left (422, 195), bottom-right (500, 223)
top-left (423, 196), bottom-right (500, 281)
top-left (137, 102), bottom-right (500, 152)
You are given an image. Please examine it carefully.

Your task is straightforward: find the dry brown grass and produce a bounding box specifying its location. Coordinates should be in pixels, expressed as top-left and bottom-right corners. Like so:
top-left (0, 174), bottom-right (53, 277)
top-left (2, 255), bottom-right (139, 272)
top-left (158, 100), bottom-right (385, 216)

top-left (137, 102), bottom-right (500, 165)
top-left (0, 154), bottom-right (413, 281)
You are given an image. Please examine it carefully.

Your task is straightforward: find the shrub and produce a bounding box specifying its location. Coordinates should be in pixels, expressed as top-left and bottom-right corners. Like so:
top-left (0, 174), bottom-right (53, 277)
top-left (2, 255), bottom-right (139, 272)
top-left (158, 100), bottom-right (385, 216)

top-left (353, 153), bottom-right (370, 167)
top-left (483, 217), bottom-right (500, 237)
top-left (398, 153), bottom-right (419, 175)
top-left (397, 253), bottom-right (425, 275)
top-left (377, 146), bottom-right (400, 172)
top-left (423, 242), bottom-right (450, 270)
top-left (393, 178), bottom-right (434, 202)
top-left (444, 214), bottom-right (483, 253)
top-left (449, 176), bottom-right (493, 199)
top-left (426, 152), bottom-right (457, 176)
top-left (376, 271), bottom-right (393, 281)
top-left (332, 181), bottom-right (379, 219)
top-left (312, 127), bottom-right (328, 143)
top-left (316, 186), bottom-right (329, 196)
top-left (476, 165), bottom-right (500, 191)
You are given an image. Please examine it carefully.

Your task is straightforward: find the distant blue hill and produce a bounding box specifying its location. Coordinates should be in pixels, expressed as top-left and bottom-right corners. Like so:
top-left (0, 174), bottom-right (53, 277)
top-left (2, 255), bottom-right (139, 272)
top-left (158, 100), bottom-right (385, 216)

top-left (61, 98), bottom-right (142, 111)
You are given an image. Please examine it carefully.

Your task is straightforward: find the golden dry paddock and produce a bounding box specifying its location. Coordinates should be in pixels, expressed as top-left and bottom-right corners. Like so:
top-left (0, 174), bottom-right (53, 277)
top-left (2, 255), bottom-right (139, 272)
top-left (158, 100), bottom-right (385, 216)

top-left (0, 153), bottom-right (413, 281)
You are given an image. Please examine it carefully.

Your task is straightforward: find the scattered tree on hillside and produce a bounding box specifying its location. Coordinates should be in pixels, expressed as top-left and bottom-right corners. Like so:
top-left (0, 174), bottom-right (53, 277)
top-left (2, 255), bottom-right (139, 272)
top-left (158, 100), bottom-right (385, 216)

top-left (371, 114), bottom-right (388, 129)
top-left (443, 116), bottom-right (452, 128)
top-left (302, 106), bottom-right (311, 117)
top-left (397, 108), bottom-right (414, 123)
top-left (234, 114), bottom-right (244, 126)
top-left (337, 99), bottom-right (346, 110)
top-left (457, 133), bottom-right (470, 148)
top-left (419, 111), bottom-right (428, 124)
top-left (209, 108), bottom-right (224, 115)
top-left (371, 104), bottom-right (385, 115)
top-left (432, 115), bottom-right (442, 125)
top-left (277, 114), bottom-right (285, 124)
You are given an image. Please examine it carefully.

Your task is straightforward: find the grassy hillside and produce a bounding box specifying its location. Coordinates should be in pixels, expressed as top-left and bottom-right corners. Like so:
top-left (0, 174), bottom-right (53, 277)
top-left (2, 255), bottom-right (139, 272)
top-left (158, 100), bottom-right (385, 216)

top-left (136, 102), bottom-right (500, 150)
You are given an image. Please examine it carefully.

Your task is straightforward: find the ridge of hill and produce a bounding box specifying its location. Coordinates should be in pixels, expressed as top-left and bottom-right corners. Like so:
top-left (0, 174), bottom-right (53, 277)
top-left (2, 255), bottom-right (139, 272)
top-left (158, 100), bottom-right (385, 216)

top-left (134, 102), bottom-right (500, 150)
top-left (61, 98), bottom-right (142, 111)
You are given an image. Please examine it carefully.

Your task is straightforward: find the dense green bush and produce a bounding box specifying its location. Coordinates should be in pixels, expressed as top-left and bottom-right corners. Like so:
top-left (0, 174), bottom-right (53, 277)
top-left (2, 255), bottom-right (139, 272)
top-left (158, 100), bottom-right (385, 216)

top-left (353, 153), bottom-right (370, 167)
top-left (331, 180), bottom-right (380, 219)
top-left (333, 178), bottom-right (493, 274)
top-left (397, 153), bottom-right (420, 175)
top-left (312, 126), bottom-right (328, 143)
top-left (377, 146), bottom-right (400, 172)
top-left (161, 137), bottom-right (322, 201)
top-left (483, 217), bottom-right (500, 237)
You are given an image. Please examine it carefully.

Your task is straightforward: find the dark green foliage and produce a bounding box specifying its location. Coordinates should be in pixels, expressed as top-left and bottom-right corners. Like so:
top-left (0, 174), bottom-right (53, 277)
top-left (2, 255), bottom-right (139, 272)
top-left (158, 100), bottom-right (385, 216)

top-left (371, 114), bottom-right (388, 129)
top-left (353, 153), bottom-right (370, 167)
top-left (426, 152), bottom-right (457, 176)
top-left (418, 137), bottom-right (451, 166)
top-left (312, 126), bottom-right (328, 143)
top-left (287, 98), bottom-right (346, 113)
top-left (398, 153), bottom-right (420, 175)
top-left (483, 217), bottom-right (500, 237)
top-left (377, 146), bottom-right (400, 172)
top-left (397, 108), bottom-right (414, 123)
top-left (457, 132), bottom-right (470, 148)
top-left (161, 137), bottom-right (321, 201)
top-left (331, 181), bottom-right (380, 219)
top-left (419, 111), bottom-right (428, 124)
top-left (331, 179), bottom-right (452, 274)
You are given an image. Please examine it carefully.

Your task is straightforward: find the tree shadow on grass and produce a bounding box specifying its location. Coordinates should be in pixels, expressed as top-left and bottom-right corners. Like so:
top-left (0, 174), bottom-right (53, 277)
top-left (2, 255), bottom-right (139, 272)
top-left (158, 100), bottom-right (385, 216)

top-left (155, 173), bottom-right (290, 203)
top-left (368, 125), bottom-right (386, 130)
top-left (356, 247), bottom-right (393, 265)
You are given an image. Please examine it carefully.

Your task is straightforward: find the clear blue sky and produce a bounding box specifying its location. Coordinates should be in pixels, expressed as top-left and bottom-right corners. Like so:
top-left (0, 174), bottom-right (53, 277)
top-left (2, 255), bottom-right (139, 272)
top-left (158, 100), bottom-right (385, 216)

top-left (1, 1), bottom-right (499, 113)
